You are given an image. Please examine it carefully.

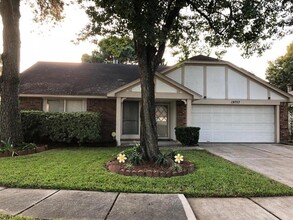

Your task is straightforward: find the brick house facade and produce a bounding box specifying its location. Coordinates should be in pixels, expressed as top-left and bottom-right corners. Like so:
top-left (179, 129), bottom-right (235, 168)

top-left (87, 99), bottom-right (116, 142)
top-left (280, 102), bottom-right (289, 144)
top-left (20, 97), bottom-right (43, 111)
top-left (18, 56), bottom-right (293, 144)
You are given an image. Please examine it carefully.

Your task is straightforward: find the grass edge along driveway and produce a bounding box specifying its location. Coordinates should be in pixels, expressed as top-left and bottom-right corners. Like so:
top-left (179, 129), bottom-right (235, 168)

top-left (0, 147), bottom-right (292, 197)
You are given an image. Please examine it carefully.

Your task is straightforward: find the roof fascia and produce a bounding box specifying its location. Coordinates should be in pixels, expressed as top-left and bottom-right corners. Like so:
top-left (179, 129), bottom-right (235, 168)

top-left (180, 59), bottom-right (293, 102)
top-left (224, 61), bottom-right (293, 101)
top-left (107, 73), bottom-right (202, 99)
top-left (155, 73), bottom-right (202, 99)
top-left (107, 78), bottom-right (140, 97)
top-left (19, 94), bottom-right (108, 99)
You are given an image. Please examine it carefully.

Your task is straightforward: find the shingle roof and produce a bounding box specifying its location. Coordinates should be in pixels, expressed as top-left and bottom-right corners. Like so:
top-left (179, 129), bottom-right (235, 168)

top-left (187, 55), bottom-right (220, 62)
top-left (19, 56), bottom-right (219, 97)
top-left (19, 62), bottom-right (168, 96)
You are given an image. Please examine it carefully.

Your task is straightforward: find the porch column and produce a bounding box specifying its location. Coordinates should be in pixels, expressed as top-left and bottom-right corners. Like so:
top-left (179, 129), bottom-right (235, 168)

top-left (186, 99), bottom-right (192, 126)
top-left (116, 97), bottom-right (122, 146)
top-left (43, 98), bottom-right (48, 112)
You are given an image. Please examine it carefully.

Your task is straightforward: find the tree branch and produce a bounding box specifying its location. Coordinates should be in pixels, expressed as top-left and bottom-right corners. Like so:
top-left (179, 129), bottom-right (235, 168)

top-left (154, 0), bottom-right (185, 68)
top-left (186, 0), bottom-right (228, 36)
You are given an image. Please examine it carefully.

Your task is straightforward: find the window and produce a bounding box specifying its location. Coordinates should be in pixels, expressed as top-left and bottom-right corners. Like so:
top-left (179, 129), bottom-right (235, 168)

top-left (66, 100), bottom-right (84, 112)
top-left (47, 99), bottom-right (85, 112)
top-left (48, 100), bottom-right (64, 112)
top-left (123, 101), bottom-right (139, 134)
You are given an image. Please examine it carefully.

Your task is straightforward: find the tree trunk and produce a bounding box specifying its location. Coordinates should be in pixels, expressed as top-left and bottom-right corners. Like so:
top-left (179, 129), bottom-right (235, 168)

top-left (0, 0), bottom-right (23, 145)
top-left (136, 44), bottom-right (160, 162)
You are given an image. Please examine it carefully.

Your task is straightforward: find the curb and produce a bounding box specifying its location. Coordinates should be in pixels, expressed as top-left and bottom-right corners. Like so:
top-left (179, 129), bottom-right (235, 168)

top-left (178, 194), bottom-right (197, 220)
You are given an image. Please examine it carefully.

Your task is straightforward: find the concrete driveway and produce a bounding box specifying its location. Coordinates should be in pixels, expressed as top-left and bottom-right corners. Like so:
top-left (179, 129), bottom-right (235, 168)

top-left (203, 144), bottom-right (293, 187)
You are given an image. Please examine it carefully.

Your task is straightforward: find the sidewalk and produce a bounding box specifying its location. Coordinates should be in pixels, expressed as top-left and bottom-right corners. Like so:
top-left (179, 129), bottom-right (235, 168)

top-left (0, 187), bottom-right (292, 220)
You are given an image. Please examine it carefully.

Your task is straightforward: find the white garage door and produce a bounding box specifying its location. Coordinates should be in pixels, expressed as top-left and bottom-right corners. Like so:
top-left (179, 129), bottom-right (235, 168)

top-left (191, 105), bottom-right (275, 142)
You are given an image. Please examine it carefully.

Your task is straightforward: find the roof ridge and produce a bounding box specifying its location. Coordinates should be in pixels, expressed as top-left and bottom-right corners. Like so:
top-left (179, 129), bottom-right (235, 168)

top-left (187, 54), bottom-right (220, 62)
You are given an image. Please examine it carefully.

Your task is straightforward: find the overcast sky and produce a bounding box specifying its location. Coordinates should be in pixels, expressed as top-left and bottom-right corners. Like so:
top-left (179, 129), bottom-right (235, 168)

top-left (0, 3), bottom-right (292, 80)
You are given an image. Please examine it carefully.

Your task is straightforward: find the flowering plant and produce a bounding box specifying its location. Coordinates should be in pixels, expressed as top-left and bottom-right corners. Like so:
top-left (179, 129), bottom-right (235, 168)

top-left (117, 153), bottom-right (127, 163)
top-left (111, 131), bottom-right (116, 138)
top-left (174, 154), bottom-right (184, 164)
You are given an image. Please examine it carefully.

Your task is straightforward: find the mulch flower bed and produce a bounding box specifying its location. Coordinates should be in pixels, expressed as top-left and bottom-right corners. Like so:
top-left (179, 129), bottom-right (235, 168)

top-left (106, 160), bottom-right (195, 178)
top-left (0, 145), bottom-right (48, 158)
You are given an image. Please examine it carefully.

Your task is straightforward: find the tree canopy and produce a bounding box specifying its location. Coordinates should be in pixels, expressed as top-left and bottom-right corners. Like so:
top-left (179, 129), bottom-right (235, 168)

top-left (80, 0), bottom-right (293, 161)
top-left (81, 36), bottom-right (136, 64)
top-left (266, 42), bottom-right (293, 92)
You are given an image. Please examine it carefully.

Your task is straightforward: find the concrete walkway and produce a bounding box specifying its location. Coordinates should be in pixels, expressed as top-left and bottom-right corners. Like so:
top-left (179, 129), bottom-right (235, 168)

top-left (0, 187), bottom-right (195, 220)
top-left (0, 187), bottom-right (293, 220)
top-left (203, 144), bottom-right (293, 187)
top-left (188, 197), bottom-right (293, 220)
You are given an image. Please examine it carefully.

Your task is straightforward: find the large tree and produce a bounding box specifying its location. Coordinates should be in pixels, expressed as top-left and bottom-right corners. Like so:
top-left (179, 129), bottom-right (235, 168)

top-left (82, 36), bottom-right (136, 64)
top-left (266, 42), bottom-right (293, 92)
top-left (0, 0), bottom-right (64, 145)
top-left (81, 0), bottom-right (292, 161)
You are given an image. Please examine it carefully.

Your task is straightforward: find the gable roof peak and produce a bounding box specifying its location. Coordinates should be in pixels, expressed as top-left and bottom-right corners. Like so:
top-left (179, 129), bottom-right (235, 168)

top-left (187, 55), bottom-right (221, 62)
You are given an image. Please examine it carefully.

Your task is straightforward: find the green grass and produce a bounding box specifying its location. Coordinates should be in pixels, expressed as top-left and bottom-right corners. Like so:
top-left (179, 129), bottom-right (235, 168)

top-left (0, 215), bottom-right (33, 220)
top-left (0, 147), bottom-right (292, 197)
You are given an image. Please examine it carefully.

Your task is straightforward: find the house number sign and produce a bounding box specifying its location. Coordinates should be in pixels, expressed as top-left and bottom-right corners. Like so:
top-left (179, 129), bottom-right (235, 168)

top-left (231, 100), bottom-right (241, 104)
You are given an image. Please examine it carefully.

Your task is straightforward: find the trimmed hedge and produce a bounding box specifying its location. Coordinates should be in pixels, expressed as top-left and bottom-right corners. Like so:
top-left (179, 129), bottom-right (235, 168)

top-left (21, 111), bottom-right (101, 144)
top-left (175, 127), bottom-right (200, 146)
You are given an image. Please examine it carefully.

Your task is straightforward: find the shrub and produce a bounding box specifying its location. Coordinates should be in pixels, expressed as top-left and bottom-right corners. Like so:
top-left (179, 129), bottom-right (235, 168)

top-left (175, 127), bottom-right (200, 146)
top-left (21, 111), bottom-right (48, 143)
top-left (21, 111), bottom-right (101, 144)
top-left (120, 144), bottom-right (144, 165)
top-left (155, 150), bottom-right (178, 167)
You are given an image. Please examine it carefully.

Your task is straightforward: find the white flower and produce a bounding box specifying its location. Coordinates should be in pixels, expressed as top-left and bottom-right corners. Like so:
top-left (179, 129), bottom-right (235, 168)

top-left (111, 132), bottom-right (116, 138)
top-left (117, 153), bottom-right (127, 163)
top-left (174, 154), bottom-right (184, 164)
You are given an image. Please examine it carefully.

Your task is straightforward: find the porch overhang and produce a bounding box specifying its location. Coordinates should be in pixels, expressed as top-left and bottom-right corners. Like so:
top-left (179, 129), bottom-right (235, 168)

top-left (107, 73), bottom-right (202, 100)
top-left (109, 73), bottom-right (201, 145)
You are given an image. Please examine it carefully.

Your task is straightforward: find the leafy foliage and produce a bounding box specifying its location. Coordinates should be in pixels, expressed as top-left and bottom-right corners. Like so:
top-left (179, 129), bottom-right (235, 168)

top-left (81, 36), bottom-right (136, 64)
top-left (175, 127), bottom-right (200, 146)
top-left (21, 111), bottom-right (101, 144)
top-left (266, 42), bottom-right (293, 92)
top-left (0, 138), bottom-right (13, 153)
top-left (155, 150), bottom-right (178, 167)
top-left (120, 144), bottom-right (144, 165)
top-left (27, 0), bottom-right (65, 24)
top-left (80, 1), bottom-right (293, 57)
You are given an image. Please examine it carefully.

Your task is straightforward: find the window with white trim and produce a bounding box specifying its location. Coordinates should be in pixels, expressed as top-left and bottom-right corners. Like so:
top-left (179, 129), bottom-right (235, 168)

top-left (122, 101), bottom-right (139, 134)
top-left (46, 99), bottom-right (86, 112)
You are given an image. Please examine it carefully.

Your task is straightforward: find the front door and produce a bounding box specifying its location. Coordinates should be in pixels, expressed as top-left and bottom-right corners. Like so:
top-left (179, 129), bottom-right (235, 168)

top-left (155, 104), bottom-right (169, 138)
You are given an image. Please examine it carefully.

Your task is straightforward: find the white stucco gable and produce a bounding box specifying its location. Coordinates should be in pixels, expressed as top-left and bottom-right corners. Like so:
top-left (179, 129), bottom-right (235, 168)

top-left (162, 59), bottom-right (292, 102)
top-left (107, 73), bottom-right (201, 100)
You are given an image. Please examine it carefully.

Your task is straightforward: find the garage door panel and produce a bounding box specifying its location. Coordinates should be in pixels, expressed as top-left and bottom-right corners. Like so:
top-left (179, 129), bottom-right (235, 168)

top-left (192, 105), bottom-right (275, 142)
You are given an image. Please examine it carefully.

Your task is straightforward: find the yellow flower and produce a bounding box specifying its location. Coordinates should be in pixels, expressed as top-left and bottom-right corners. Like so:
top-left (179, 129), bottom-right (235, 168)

top-left (117, 153), bottom-right (127, 163)
top-left (111, 132), bottom-right (116, 138)
top-left (174, 154), bottom-right (184, 164)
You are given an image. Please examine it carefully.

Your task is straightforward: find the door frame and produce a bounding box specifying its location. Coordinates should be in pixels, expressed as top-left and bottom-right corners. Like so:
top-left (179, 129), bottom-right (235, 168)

top-left (155, 103), bottom-right (170, 139)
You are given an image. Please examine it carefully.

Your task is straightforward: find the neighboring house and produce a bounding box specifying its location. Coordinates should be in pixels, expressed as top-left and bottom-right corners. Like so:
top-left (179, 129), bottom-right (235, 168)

top-left (19, 55), bottom-right (293, 144)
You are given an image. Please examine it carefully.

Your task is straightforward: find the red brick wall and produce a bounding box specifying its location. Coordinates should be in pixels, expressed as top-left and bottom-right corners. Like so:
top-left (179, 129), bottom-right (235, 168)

top-left (87, 99), bottom-right (116, 142)
top-left (176, 101), bottom-right (186, 127)
top-left (19, 97), bottom-right (43, 111)
top-left (280, 102), bottom-right (289, 143)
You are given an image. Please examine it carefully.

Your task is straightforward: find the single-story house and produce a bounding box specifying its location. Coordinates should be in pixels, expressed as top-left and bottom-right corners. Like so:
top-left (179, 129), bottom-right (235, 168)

top-left (19, 55), bottom-right (293, 145)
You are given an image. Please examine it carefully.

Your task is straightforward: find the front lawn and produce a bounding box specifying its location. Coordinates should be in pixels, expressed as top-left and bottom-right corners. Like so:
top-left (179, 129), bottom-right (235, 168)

top-left (0, 215), bottom-right (32, 220)
top-left (0, 147), bottom-right (292, 197)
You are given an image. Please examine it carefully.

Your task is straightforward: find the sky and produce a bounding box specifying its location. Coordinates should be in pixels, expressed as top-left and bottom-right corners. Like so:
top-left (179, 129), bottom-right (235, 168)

top-left (0, 3), bottom-right (292, 80)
